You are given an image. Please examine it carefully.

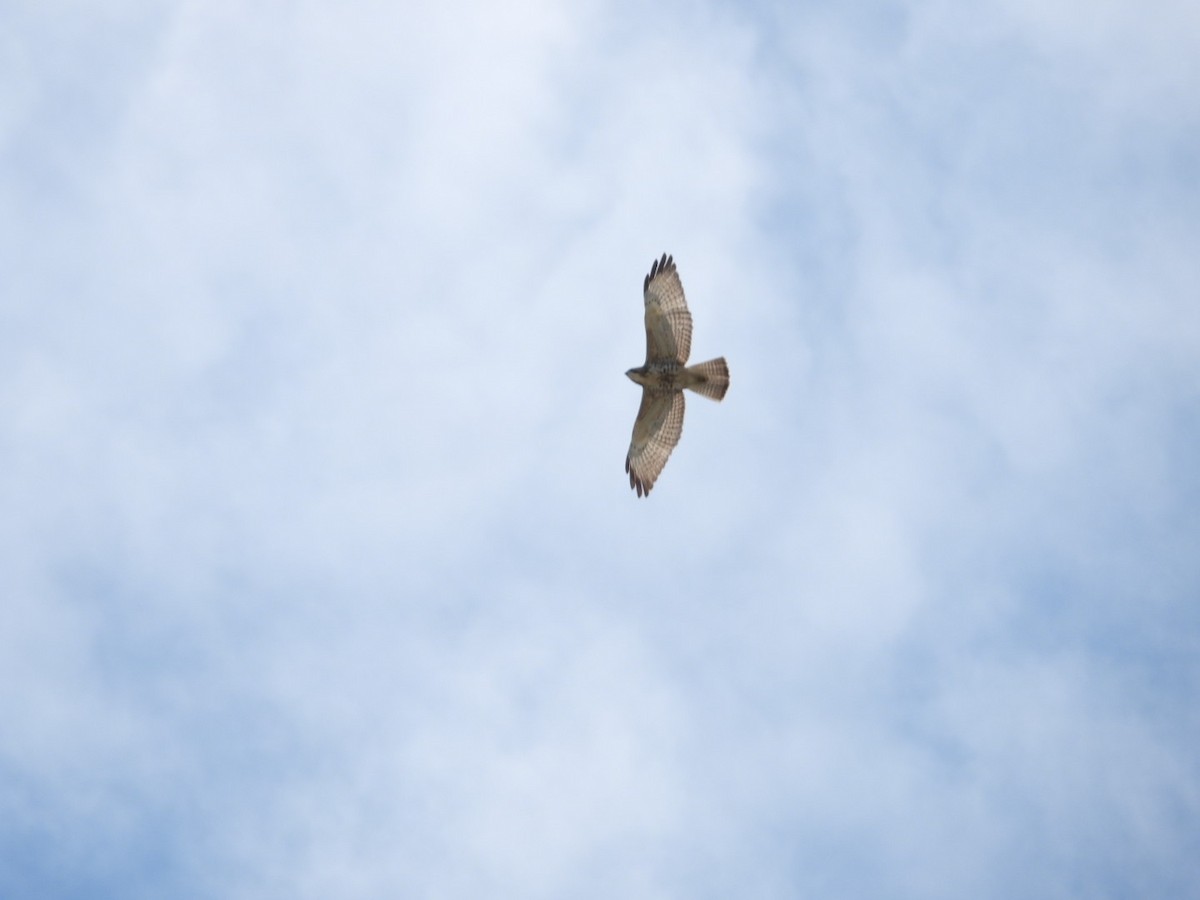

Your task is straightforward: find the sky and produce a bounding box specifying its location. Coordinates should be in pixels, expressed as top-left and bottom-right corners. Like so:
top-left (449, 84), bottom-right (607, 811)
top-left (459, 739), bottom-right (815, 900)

top-left (2, 1), bottom-right (1199, 897)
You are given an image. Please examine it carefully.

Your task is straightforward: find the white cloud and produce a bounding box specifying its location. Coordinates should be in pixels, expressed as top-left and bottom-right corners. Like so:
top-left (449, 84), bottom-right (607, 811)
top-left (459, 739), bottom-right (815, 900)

top-left (2, 0), bottom-right (1198, 897)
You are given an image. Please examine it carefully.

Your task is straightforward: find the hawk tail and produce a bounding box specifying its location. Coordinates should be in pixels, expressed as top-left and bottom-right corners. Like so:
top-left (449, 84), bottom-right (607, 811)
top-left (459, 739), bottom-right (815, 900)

top-left (685, 357), bottom-right (729, 401)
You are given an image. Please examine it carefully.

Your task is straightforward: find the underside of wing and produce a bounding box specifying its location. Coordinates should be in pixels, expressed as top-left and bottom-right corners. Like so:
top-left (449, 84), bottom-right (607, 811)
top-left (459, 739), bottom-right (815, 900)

top-left (643, 253), bottom-right (692, 364)
top-left (625, 388), bottom-right (686, 497)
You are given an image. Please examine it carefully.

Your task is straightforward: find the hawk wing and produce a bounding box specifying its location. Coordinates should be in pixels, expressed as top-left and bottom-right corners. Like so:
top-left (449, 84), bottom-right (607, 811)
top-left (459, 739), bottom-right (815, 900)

top-left (643, 253), bottom-right (693, 364)
top-left (625, 388), bottom-right (686, 497)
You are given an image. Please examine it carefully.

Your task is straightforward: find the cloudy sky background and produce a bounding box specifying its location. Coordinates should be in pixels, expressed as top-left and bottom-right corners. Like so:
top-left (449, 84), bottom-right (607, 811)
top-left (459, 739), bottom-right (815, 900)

top-left (3, 1), bottom-right (1199, 896)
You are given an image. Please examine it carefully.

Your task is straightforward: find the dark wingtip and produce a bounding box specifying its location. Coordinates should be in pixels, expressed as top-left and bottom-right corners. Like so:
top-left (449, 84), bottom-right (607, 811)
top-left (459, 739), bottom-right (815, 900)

top-left (627, 464), bottom-right (650, 497)
top-left (645, 252), bottom-right (675, 291)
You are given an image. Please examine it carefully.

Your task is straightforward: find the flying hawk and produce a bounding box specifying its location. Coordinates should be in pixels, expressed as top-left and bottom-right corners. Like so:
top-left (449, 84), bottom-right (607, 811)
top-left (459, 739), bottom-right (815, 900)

top-left (625, 253), bottom-right (729, 497)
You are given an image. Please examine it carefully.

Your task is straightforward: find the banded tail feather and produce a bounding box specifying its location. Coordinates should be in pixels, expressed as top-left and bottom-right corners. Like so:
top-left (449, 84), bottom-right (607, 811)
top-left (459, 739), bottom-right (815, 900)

top-left (685, 357), bottom-right (729, 401)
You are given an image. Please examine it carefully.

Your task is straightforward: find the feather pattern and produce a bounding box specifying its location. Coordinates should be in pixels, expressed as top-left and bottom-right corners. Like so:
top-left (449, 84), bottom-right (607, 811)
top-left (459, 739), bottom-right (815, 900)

top-left (643, 253), bottom-right (692, 364)
top-left (625, 390), bottom-right (685, 497)
top-left (685, 357), bottom-right (729, 401)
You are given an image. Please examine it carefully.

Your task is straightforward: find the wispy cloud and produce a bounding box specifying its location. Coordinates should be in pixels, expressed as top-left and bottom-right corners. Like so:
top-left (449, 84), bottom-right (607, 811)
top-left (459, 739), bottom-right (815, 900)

top-left (2, 1), bottom-right (1197, 897)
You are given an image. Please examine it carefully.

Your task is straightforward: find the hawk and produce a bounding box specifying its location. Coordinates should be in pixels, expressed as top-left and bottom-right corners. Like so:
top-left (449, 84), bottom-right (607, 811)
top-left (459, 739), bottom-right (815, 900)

top-left (625, 253), bottom-right (729, 497)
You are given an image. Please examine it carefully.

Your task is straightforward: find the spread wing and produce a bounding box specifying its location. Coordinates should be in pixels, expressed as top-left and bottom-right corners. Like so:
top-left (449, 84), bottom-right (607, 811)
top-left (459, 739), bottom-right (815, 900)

top-left (625, 389), bottom-right (686, 497)
top-left (643, 253), bottom-right (692, 364)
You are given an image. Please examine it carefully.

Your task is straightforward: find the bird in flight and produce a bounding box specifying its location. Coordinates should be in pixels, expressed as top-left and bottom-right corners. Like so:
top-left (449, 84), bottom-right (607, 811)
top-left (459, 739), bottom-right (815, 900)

top-left (625, 253), bottom-right (729, 497)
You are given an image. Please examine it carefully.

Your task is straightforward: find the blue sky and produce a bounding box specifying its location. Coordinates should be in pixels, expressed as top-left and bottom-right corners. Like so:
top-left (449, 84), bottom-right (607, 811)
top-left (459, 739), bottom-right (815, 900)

top-left (2, 1), bottom-right (1198, 897)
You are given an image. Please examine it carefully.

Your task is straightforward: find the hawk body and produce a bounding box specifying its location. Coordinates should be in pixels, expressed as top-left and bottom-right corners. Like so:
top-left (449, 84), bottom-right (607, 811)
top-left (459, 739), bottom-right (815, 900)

top-left (624, 253), bottom-right (729, 497)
